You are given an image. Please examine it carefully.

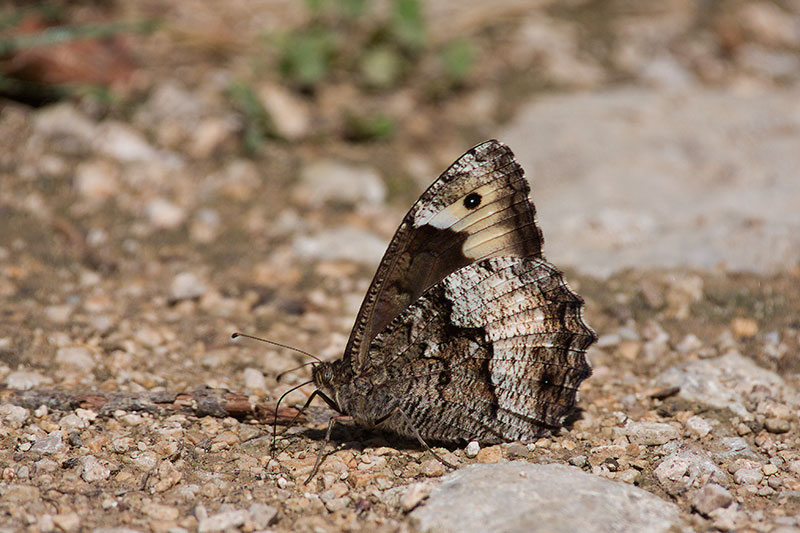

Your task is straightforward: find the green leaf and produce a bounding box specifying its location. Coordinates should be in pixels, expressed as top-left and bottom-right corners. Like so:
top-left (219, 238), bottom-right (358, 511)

top-left (278, 27), bottom-right (336, 89)
top-left (359, 45), bottom-right (403, 88)
top-left (390, 0), bottom-right (426, 50)
top-left (440, 39), bottom-right (475, 83)
top-left (337, 0), bottom-right (368, 18)
top-left (344, 111), bottom-right (395, 141)
top-left (228, 82), bottom-right (270, 153)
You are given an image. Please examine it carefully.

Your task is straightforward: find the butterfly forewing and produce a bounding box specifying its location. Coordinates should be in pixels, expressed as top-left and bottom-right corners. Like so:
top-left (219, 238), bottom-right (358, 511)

top-left (344, 140), bottom-right (544, 369)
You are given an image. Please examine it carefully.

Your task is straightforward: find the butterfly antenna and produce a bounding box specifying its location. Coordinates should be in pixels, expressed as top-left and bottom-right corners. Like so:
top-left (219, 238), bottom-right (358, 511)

top-left (276, 360), bottom-right (320, 383)
top-left (231, 332), bottom-right (322, 363)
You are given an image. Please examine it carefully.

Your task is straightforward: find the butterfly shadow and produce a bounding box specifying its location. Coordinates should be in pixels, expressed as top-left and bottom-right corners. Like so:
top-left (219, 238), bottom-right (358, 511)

top-left (560, 407), bottom-right (588, 430)
top-left (299, 422), bottom-right (462, 453)
top-left (283, 409), bottom-right (467, 483)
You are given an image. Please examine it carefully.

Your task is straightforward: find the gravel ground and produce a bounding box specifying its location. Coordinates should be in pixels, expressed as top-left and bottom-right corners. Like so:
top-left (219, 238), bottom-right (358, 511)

top-left (1, 1), bottom-right (800, 532)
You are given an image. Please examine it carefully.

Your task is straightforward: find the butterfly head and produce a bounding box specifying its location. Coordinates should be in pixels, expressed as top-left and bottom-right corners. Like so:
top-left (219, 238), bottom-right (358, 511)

top-left (311, 361), bottom-right (334, 389)
top-left (311, 360), bottom-right (350, 409)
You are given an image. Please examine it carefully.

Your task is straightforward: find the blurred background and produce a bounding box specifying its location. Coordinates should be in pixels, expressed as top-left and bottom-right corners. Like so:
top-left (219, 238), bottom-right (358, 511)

top-left (2, 3), bottom-right (800, 531)
top-left (1, 0), bottom-right (799, 403)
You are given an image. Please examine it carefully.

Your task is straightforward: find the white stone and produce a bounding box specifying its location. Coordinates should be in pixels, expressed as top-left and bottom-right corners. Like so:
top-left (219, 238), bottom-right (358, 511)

top-left (625, 421), bottom-right (680, 445)
top-left (33, 103), bottom-right (97, 151)
top-left (5, 370), bottom-right (52, 390)
top-left (74, 159), bottom-right (120, 200)
top-left (170, 272), bottom-right (207, 301)
top-left (733, 467), bottom-right (764, 485)
top-left (465, 441), bottom-right (481, 458)
top-left (95, 121), bottom-right (157, 163)
top-left (691, 484), bottom-right (733, 516)
top-left (55, 346), bottom-right (96, 371)
top-left (248, 502), bottom-right (278, 530)
top-left (145, 197), bottom-right (186, 229)
top-left (44, 304), bottom-right (73, 324)
top-left (298, 160), bottom-right (386, 207)
top-left (80, 455), bottom-right (111, 482)
top-left (30, 431), bottom-right (66, 454)
top-left (0, 404), bottom-right (29, 428)
top-left (242, 368), bottom-right (266, 392)
top-left (685, 416), bottom-right (712, 438)
top-left (198, 509), bottom-right (248, 533)
top-left (258, 84), bottom-right (311, 140)
top-left (59, 413), bottom-right (89, 432)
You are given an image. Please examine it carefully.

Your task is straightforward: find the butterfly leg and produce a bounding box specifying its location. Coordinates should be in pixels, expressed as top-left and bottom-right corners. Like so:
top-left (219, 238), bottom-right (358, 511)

top-left (375, 407), bottom-right (456, 470)
top-left (272, 389), bottom-right (339, 455)
top-left (304, 413), bottom-right (350, 485)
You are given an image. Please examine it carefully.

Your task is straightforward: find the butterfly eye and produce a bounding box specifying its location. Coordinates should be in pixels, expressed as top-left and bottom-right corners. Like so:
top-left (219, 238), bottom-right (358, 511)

top-left (463, 192), bottom-right (482, 209)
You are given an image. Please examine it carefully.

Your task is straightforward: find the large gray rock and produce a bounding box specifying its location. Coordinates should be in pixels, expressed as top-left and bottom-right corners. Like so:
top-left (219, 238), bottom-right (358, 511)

top-left (409, 462), bottom-right (682, 533)
top-left (656, 351), bottom-right (792, 419)
top-left (501, 88), bottom-right (800, 276)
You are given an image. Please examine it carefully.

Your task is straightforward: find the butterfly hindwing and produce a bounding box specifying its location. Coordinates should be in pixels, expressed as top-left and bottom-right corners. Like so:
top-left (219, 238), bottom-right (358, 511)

top-left (349, 256), bottom-right (594, 442)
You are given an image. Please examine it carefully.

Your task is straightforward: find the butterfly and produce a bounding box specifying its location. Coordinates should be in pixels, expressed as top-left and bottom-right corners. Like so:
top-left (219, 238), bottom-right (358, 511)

top-left (307, 140), bottom-right (594, 458)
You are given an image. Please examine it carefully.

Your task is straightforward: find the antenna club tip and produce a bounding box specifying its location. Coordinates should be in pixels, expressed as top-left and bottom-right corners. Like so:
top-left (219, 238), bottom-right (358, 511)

top-left (231, 332), bottom-right (240, 339)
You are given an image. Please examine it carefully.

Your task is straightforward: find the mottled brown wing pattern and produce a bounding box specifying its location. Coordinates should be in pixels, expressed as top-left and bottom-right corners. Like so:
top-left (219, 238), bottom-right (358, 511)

top-left (343, 140), bottom-right (543, 368)
top-left (350, 256), bottom-right (594, 443)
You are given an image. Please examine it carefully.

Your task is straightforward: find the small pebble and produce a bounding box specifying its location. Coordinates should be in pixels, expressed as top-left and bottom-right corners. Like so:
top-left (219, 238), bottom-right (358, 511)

top-left (80, 456), bottom-right (111, 483)
top-left (764, 417), bottom-right (790, 434)
top-left (52, 512), bottom-right (81, 533)
top-left (323, 496), bottom-right (351, 512)
top-left (420, 459), bottom-right (445, 477)
top-left (733, 467), bottom-right (764, 485)
top-left (170, 272), bottom-right (207, 301)
top-left (0, 404), bottom-right (29, 427)
top-left (730, 317), bottom-right (758, 338)
top-left (617, 340), bottom-right (641, 360)
top-left (29, 431), bottom-right (66, 455)
top-left (476, 445), bottom-right (503, 463)
top-left (464, 441), bottom-right (480, 458)
top-left (258, 83), bottom-right (311, 141)
top-left (95, 121), bottom-right (157, 163)
top-left (505, 442), bottom-right (529, 458)
top-left (198, 509), bottom-right (248, 533)
top-left (59, 413), bottom-right (88, 432)
top-left (401, 482), bottom-right (432, 512)
top-left (685, 415), bottom-right (712, 438)
top-left (74, 159), bottom-right (120, 200)
top-left (568, 455), bottom-right (587, 467)
top-left (242, 368), bottom-right (267, 391)
top-left (625, 421), bottom-right (680, 445)
top-left (4, 371), bottom-right (51, 390)
top-left (146, 197), bottom-right (187, 229)
top-left (55, 346), bottom-right (96, 371)
top-left (248, 502), bottom-right (278, 530)
top-left (691, 484), bottom-right (733, 516)
top-left (141, 501), bottom-right (180, 521)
